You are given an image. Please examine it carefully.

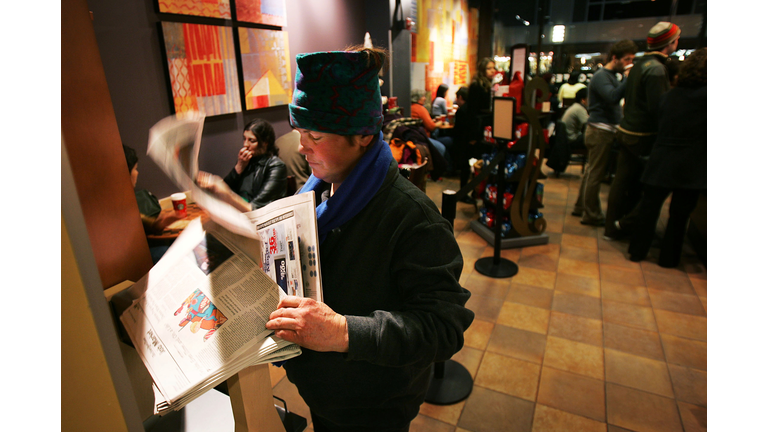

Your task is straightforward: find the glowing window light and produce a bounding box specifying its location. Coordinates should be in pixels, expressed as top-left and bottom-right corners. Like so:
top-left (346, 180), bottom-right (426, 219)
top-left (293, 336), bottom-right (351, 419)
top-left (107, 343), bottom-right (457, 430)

top-left (552, 25), bottom-right (565, 43)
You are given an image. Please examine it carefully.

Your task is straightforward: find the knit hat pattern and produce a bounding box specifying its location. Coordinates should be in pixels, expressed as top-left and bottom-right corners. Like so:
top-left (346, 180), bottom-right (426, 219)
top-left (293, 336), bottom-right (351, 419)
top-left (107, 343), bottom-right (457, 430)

top-left (647, 21), bottom-right (681, 51)
top-left (289, 51), bottom-right (384, 136)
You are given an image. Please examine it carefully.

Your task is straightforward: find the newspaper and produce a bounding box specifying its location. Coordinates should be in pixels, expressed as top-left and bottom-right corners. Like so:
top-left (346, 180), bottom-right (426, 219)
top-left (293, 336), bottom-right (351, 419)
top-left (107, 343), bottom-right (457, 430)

top-left (120, 113), bottom-right (323, 414)
top-left (147, 112), bottom-right (259, 240)
top-left (121, 219), bottom-right (300, 414)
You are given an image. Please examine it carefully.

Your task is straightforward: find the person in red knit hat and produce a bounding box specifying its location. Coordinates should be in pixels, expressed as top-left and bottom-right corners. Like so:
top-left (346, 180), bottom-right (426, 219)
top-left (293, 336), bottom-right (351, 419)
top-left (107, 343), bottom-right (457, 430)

top-left (603, 21), bottom-right (681, 240)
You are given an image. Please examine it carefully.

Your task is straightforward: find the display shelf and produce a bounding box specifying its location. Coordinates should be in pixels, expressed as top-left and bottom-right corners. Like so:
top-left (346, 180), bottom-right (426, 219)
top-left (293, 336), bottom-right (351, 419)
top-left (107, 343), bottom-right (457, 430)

top-left (473, 76), bottom-right (552, 247)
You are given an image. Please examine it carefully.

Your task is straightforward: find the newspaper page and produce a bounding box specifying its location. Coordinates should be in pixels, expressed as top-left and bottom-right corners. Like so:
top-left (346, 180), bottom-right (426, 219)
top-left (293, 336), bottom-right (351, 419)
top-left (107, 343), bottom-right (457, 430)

top-left (146, 112), bottom-right (259, 240)
top-left (120, 218), bottom-right (300, 411)
top-left (246, 192), bottom-right (323, 302)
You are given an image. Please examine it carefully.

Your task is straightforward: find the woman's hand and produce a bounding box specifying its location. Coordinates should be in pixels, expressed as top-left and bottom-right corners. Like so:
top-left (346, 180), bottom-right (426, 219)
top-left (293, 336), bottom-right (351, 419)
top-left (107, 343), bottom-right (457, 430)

top-left (196, 172), bottom-right (230, 197)
top-left (196, 171), bottom-right (252, 213)
top-left (235, 146), bottom-right (253, 174)
top-left (266, 296), bottom-right (349, 353)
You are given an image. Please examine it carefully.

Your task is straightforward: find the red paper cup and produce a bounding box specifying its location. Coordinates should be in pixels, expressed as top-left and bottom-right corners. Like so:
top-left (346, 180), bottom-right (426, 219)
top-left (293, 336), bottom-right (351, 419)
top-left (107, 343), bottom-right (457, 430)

top-left (388, 97), bottom-right (398, 109)
top-left (171, 193), bottom-right (187, 217)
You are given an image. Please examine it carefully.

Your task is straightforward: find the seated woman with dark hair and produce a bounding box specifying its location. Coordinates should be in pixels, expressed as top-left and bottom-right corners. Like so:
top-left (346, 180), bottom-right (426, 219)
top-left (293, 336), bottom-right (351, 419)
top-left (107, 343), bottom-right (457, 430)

top-left (431, 83), bottom-right (450, 117)
top-left (198, 118), bottom-right (287, 212)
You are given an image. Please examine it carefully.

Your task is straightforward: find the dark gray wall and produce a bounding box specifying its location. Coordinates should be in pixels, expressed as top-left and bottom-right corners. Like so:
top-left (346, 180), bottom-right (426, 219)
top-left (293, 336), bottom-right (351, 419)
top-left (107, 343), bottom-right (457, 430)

top-left (88, 0), bottom-right (381, 198)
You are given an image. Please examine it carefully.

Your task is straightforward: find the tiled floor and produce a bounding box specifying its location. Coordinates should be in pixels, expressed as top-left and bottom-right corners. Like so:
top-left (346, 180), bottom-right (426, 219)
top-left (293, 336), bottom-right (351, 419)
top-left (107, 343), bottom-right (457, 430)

top-left (269, 163), bottom-right (707, 432)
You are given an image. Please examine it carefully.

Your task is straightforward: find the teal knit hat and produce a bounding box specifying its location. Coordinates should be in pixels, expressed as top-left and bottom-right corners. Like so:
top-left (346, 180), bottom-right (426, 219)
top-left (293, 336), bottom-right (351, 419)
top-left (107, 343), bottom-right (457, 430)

top-left (289, 51), bottom-right (384, 135)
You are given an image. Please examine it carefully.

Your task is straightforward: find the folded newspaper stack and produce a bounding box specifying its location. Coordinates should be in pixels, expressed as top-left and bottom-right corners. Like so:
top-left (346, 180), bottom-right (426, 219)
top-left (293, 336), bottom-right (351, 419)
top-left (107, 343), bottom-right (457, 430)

top-left (119, 113), bottom-right (322, 414)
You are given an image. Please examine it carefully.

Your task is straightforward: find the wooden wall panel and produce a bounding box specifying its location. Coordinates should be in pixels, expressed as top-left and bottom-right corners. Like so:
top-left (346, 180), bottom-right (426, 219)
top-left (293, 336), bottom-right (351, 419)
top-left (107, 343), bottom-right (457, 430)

top-left (62, 0), bottom-right (153, 288)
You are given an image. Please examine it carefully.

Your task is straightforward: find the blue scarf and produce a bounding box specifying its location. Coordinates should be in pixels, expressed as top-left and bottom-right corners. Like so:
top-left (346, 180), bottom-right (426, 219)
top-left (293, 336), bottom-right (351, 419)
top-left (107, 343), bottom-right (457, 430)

top-left (299, 132), bottom-right (391, 244)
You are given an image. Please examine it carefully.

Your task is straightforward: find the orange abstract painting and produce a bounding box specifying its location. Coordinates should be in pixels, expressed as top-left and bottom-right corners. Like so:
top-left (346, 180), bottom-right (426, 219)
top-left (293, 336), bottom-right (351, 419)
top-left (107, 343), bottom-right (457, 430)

top-left (158, 0), bottom-right (231, 19)
top-left (236, 0), bottom-right (287, 26)
top-left (238, 28), bottom-right (292, 110)
top-left (161, 22), bottom-right (242, 116)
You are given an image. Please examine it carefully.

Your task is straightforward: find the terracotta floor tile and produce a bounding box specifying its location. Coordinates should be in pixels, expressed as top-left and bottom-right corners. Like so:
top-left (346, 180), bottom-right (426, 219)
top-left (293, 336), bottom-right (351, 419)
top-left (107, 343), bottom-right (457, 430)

top-left (605, 348), bottom-right (674, 398)
top-left (654, 309), bottom-right (707, 341)
top-left (531, 404), bottom-right (607, 432)
top-left (453, 345), bottom-right (484, 379)
top-left (517, 253), bottom-right (559, 272)
top-left (520, 243), bottom-right (561, 258)
top-left (563, 220), bottom-right (602, 237)
top-left (419, 399), bottom-right (466, 426)
top-left (463, 272), bottom-right (512, 299)
top-left (647, 288), bottom-right (706, 316)
top-left (607, 426), bottom-right (634, 432)
top-left (689, 278), bottom-right (707, 297)
top-left (555, 272), bottom-right (601, 298)
top-left (598, 249), bottom-right (642, 270)
top-left (537, 366), bottom-right (606, 422)
top-left (487, 324), bottom-right (548, 364)
top-left (643, 270), bottom-right (696, 295)
top-left (603, 299), bottom-right (657, 331)
top-left (465, 294), bottom-right (504, 322)
top-left (546, 232), bottom-right (563, 245)
top-left (410, 414), bottom-right (455, 432)
top-left (517, 243), bottom-right (560, 271)
top-left (677, 401), bottom-right (707, 432)
top-left (600, 264), bottom-right (646, 287)
top-left (561, 233), bottom-right (599, 251)
top-left (458, 386), bottom-right (535, 432)
top-left (639, 259), bottom-right (690, 276)
top-left (558, 257), bottom-right (601, 279)
top-left (660, 333), bottom-right (707, 371)
top-left (464, 319), bottom-right (495, 350)
top-left (606, 383), bottom-right (683, 432)
top-left (597, 235), bottom-right (630, 254)
top-left (543, 336), bottom-right (604, 380)
top-left (549, 311), bottom-right (603, 347)
top-left (475, 351), bottom-right (541, 401)
top-left (513, 266), bottom-right (558, 289)
top-left (600, 280), bottom-right (651, 306)
top-left (552, 291), bottom-right (602, 320)
top-left (603, 322), bottom-right (664, 361)
top-left (668, 364), bottom-right (707, 406)
top-left (506, 283), bottom-right (554, 309)
top-left (497, 301), bottom-right (551, 334)
top-left (545, 218), bottom-right (564, 233)
top-left (560, 245), bottom-right (600, 263)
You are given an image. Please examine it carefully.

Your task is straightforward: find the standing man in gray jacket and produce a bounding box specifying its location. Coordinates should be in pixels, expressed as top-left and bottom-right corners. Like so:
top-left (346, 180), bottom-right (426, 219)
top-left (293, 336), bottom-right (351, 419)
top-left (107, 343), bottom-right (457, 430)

top-left (573, 39), bottom-right (637, 225)
top-left (603, 22), bottom-right (680, 239)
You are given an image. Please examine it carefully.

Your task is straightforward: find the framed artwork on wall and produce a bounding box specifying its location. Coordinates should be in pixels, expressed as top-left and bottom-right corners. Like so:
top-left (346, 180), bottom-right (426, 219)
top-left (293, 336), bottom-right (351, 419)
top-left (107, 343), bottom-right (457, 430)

top-left (158, 0), bottom-right (232, 19)
top-left (238, 27), bottom-right (292, 110)
top-left (161, 21), bottom-right (242, 116)
top-left (236, 0), bottom-right (287, 26)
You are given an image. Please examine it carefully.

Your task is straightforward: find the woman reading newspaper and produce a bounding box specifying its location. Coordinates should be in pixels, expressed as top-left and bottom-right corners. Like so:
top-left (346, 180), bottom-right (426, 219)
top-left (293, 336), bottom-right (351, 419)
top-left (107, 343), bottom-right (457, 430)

top-left (264, 46), bottom-right (474, 432)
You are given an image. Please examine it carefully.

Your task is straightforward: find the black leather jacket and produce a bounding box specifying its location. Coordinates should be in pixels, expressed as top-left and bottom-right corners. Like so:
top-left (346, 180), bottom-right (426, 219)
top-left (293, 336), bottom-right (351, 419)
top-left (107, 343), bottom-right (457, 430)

top-left (223, 154), bottom-right (287, 210)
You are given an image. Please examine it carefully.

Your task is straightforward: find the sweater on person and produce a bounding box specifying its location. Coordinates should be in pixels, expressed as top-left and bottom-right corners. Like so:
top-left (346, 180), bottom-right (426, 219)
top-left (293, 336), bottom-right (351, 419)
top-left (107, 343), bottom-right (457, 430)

top-left (283, 158), bottom-right (474, 430)
top-left (619, 52), bottom-right (671, 135)
top-left (431, 97), bottom-right (448, 117)
top-left (411, 102), bottom-right (438, 137)
top-left (587, 66), bottom-right (627, 127)
top-left (562, 102), bottom-right (589, 143)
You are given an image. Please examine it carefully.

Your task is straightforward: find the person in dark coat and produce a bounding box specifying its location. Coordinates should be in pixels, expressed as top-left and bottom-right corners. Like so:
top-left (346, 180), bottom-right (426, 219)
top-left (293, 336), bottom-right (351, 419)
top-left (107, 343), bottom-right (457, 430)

top-left (627, 48), bottom-right (707, 267)
top-left (467, 57), bottom-right (496, 143)
top-left (198, 118), bottom-right (287, 211)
